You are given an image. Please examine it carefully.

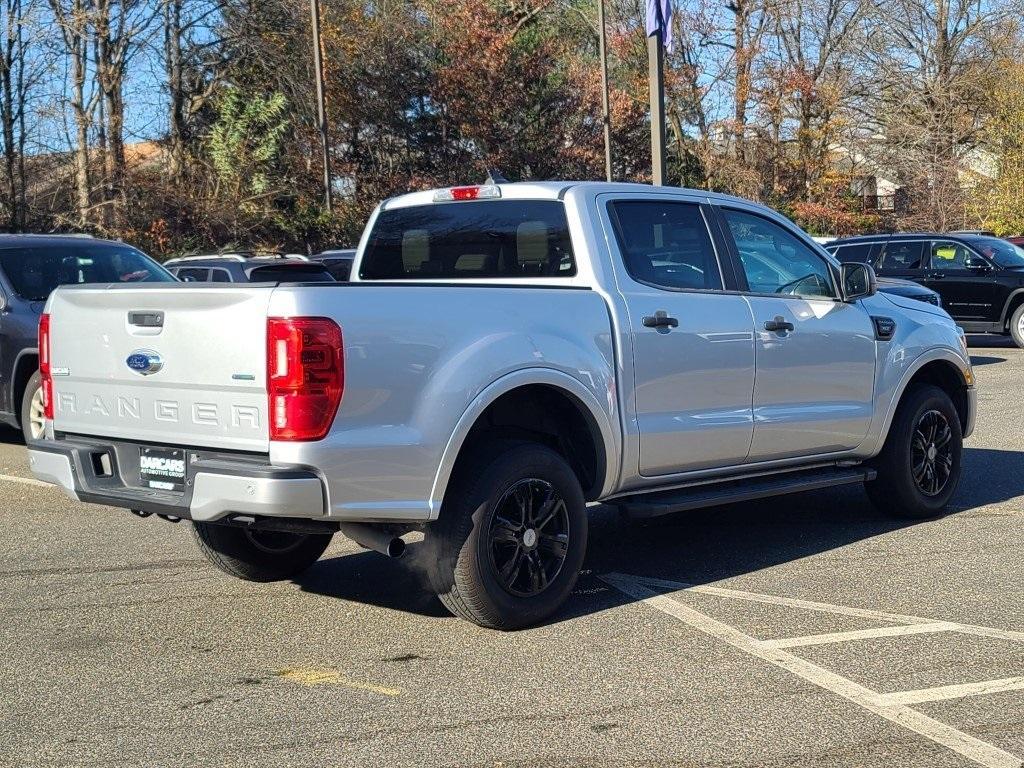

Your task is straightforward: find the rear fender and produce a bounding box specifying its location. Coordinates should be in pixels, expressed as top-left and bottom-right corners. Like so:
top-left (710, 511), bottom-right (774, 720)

top-left (428, 368), bottom-right (620, 519)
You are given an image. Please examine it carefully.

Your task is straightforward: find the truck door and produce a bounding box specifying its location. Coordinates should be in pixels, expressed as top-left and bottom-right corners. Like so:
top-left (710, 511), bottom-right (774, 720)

top-left (716, 206), bottom-right (877, 461)
top-left (602, 196), bottom-right (756, 476)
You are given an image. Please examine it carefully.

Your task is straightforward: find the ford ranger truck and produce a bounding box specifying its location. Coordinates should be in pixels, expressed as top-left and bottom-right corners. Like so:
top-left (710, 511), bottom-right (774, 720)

top-left (27, 182), bottom-right (977, 630)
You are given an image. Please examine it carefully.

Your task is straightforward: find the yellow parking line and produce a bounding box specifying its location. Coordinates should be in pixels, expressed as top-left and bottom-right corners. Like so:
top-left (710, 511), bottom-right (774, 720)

top-left (275, 667), bottom-right (401, 696)
top-left (0, 472), bottom-right (51, 488)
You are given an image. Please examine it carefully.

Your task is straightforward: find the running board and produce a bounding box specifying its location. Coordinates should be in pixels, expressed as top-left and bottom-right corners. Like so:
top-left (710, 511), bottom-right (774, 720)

top-left (618, 466), bottom-right (876, 519)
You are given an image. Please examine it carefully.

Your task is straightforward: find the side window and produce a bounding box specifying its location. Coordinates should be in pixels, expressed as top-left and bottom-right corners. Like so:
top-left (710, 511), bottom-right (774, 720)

top-left (877, 242), bottom-right (924, 271)
top-left (720, 208), bottom-right (836, 299)
top-left (210, 268), bottom-right (232, 282)
top-left (177, 267), bottom-right (210, 282)
top-left (929, 241), bottom-right (973, 270)
top-left (608, 200), bottom-right (723, 291)
top-left (834, 243), bottom-right (873, 264)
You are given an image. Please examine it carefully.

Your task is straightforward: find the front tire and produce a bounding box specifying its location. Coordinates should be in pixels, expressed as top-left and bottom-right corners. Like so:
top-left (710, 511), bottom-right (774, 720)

top-left (866, 384), bottom-right (962, 519)
top-left (1009, 304), bottom-right (1024, 349)
top-left (191, 522), bottom-right (332, 582)
top-left (426, 442), bottom-right (588, 630)
top-left (20, 370), bottom-right (44, 443)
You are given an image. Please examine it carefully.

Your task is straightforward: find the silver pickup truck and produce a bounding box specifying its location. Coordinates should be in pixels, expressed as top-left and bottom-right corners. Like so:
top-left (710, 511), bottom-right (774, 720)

top-left (28, 182), bottom-right (976, 629)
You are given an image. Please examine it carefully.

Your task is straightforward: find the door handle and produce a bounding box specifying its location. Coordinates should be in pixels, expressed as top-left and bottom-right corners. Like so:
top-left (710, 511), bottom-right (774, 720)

top-left (931, 272), bottom-right (945, 279)
top-left (643, 311), bottom-right (679, 329)
top-left (763, 316), bottom-right (794, 333)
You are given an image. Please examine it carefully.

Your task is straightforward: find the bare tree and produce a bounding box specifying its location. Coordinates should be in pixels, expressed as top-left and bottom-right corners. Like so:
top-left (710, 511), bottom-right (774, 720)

top-left (866, 0), bottom-right (1020, 228)
top-left (48, 0), bottom-right (95, 227)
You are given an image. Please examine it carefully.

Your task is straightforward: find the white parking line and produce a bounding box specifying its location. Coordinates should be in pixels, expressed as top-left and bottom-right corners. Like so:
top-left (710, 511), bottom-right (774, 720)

top-left (877, 677), bottom-right (1024, 707)
top-left (760, 622), bottom-right (959, 649)
top-left (0, 472), bottom-right (51, 488)
top-left (601, 573), bottom-right (1023, 768)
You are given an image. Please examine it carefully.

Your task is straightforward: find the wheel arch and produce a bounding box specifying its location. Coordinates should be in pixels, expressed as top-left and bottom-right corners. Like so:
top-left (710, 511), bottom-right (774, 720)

top-left (874, 352), bottom-right (972, 454)
top-left (1000, 288), bottom-right (1024, 329)
top-left (11, 348), bottom-right (38, 425)
top-left (428, 369), bottom-right (619, 518)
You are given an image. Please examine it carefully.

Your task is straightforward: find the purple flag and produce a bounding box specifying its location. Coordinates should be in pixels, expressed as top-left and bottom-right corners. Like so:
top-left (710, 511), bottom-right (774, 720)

top-left (645, 0), bottom-right (675, 53)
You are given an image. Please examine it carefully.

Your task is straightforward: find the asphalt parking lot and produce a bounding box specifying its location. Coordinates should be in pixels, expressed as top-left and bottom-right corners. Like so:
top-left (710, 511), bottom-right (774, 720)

top-left (2, 336), bottom-right (1023, 768)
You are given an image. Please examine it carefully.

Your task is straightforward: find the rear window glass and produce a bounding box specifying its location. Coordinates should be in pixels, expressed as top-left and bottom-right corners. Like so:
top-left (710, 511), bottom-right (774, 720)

top-left (360, 201), bottom-right (575, 279)
top-left (247, 265), bottom-right (335, 282)
top-left (608, 200), bottom-right (723, 290)
top-left (0, 242), bottom-right (174, 300)
top-left (176, 267), bottom-right (209, 281)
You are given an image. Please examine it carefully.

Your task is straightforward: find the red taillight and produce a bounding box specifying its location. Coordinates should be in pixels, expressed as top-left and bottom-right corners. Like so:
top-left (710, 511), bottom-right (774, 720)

top-left (38, 313), bottom-right (53, 420)
top-left (267, 317), bottom-right (343, 441)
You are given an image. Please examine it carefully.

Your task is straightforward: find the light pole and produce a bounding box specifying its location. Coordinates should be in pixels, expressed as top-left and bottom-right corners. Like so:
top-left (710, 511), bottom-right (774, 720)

top-left (310, 0), bottom-right (332, 212)
top-left (597, 0), bottom-right (612, 181)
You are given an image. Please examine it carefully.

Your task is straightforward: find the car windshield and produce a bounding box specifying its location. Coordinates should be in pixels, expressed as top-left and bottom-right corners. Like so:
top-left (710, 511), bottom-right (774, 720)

top-left (964, 237), bottom-right (1024, 268)
top-left (0, 242), bottom-right (174, 301)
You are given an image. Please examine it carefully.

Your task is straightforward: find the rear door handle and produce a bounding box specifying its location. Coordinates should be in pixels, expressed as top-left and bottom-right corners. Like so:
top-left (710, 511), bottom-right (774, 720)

top-left (930, 272), bottom-right (945, 279)
top-left (643, 311), bottom-right (679, 329)
top-left (763, 316), bottom-right (794, 333)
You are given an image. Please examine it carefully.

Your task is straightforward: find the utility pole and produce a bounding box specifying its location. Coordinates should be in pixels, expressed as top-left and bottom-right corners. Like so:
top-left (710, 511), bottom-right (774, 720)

top-left (597, 0), bottom-right (612, 182)
top-left (647, 32), bottom-right (666, 186)
top-left (310, 0), bottom-right (332, 212)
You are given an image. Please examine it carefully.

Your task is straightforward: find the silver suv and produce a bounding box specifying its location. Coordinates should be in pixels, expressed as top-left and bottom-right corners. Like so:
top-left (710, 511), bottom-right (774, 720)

top-left (28, 182), bottom-right (976, 629)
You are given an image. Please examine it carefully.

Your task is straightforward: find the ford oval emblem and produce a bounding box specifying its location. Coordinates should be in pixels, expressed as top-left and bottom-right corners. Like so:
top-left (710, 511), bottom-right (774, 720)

top-left (126, 350), bottom-right (163, 376)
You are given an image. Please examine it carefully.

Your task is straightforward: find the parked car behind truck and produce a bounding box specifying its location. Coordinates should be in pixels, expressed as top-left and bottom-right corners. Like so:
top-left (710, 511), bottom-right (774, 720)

top-left (827, 233), bottom-right (1024, 347)
top-left (0, 235), bottom-right (174, 442)
top-left (28, 183), bottom-right (975, 629)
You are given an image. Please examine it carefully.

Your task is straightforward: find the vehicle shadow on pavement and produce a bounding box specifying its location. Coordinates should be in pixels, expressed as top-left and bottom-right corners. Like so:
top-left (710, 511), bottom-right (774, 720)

top-left (970, 355), bottom-right (1007, 366)
top-left (294, 447), bottom-right (1024, 625)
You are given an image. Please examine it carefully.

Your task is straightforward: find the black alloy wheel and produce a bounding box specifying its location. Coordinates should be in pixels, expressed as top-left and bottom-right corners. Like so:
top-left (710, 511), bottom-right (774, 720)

top-left (911, 409), bottom-right (954, 497)
top-left (487, 478), bottom-right (570, 597)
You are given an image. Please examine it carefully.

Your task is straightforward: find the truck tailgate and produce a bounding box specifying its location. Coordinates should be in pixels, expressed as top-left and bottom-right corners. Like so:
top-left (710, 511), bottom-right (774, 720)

top-left (47, 284), bottom-right (274, 451)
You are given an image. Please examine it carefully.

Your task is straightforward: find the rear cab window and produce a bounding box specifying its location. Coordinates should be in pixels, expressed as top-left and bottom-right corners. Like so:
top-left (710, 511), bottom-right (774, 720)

top-left (360, 200), bottom-right (575, 280)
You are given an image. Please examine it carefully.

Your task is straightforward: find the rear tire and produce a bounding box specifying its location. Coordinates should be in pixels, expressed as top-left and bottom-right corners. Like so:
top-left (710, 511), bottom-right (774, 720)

top-left (425, 442), bottom-right (588, 630)
top-left (191, 522), bottom-right (332, 582)
top-left (866, 384), bottom-right (962, 519)
top-left (20, 370), bottom-right (43, 444)
top-left (1009, 304), bottom-right (1024, 349)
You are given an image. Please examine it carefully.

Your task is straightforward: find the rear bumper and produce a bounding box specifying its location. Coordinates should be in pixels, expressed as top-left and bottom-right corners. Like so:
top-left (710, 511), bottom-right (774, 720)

top-left (28, 437), bottom-right (326, 522)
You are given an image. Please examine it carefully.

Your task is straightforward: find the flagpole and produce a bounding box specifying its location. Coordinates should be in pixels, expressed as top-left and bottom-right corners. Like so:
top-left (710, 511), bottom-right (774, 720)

top-left (597, 0), bottom-right (612, 182)
top-left (647, 31), bottom-right (667, 186)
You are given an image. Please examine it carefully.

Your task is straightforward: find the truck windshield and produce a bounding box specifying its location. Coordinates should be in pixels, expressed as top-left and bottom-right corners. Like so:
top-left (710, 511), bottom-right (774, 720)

top-left (0, 242), bottom-right (175, 301)
top-left (360, 200), bottom-right (576, 279)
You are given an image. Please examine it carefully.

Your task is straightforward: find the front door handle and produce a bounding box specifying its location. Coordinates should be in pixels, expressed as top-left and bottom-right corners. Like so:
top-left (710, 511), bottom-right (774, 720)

top-left (643, 311), bottom-right (679, 329)
top-left (763, 316), bottom-right (794, 333)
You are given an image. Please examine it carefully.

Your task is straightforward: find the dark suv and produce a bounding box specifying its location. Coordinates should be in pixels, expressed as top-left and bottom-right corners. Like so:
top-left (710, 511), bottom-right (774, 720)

top-left (0, 235), bottom-right (175, 441)
top-left (826, 233), bottom-right (1024, 347)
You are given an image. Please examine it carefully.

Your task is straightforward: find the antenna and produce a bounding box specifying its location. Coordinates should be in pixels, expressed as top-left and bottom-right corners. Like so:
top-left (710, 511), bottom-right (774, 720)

top-left (484, 168), bottom-right (510, 185)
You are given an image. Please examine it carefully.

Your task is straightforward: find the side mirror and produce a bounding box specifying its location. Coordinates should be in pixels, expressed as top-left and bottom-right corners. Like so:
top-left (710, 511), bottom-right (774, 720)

top-left (964, 255), bottom-right (991, 271)
top-left (841, 262), bottom-right (877, 302)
